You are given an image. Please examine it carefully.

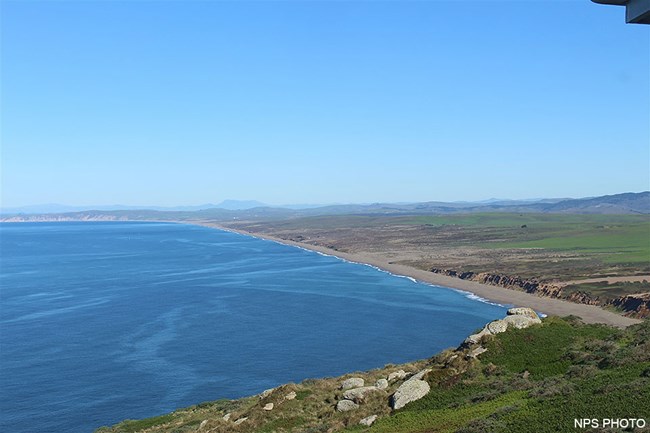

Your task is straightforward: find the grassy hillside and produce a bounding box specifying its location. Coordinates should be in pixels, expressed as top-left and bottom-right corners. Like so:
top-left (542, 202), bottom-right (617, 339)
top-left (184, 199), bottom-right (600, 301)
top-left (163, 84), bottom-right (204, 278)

top-left (96, 317), bottom-right (650, 433)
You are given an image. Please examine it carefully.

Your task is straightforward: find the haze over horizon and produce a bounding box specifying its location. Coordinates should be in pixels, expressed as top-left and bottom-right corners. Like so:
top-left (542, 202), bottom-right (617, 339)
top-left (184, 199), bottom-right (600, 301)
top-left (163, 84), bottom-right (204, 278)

top-left (2, 1), bottom-right (648, 208)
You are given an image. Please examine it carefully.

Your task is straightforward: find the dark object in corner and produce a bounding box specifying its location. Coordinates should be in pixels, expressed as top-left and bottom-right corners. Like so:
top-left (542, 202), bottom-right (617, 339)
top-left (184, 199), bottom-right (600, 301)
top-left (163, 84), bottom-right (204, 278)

top-left (592, 0), bottom-right (650, 24)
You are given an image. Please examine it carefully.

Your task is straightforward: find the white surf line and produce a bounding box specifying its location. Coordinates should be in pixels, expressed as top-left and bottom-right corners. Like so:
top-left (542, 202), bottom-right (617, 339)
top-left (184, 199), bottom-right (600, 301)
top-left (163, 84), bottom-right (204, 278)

top-left (204, 223), bottom-right (511, 309)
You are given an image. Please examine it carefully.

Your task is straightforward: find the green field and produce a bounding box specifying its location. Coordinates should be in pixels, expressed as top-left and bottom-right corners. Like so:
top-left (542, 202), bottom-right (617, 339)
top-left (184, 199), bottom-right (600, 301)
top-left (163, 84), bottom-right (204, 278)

top-left (402, 213), bottom-right (650, 265)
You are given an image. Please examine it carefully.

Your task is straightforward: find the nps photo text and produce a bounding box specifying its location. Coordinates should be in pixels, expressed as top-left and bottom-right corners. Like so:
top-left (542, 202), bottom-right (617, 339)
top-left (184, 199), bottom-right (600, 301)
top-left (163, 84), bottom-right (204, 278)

top-left (575, 419), bottom-right (647, 429)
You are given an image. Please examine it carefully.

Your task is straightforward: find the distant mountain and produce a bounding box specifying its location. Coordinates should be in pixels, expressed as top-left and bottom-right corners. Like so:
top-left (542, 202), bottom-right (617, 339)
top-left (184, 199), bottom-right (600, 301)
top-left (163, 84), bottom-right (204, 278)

top-left (536, 192), bottom-right (650, 214)
top-left (214, 200), bottom-right (268, 210)
top-left (2, 192), bottom-right (648, 221)
top-left (0, 203), bottom-right (221, 214)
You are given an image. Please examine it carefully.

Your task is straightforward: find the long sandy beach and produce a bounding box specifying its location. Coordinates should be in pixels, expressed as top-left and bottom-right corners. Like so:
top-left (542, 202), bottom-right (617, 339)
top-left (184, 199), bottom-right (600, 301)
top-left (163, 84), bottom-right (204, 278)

top-left (189, 221), bottom-right (641, 329)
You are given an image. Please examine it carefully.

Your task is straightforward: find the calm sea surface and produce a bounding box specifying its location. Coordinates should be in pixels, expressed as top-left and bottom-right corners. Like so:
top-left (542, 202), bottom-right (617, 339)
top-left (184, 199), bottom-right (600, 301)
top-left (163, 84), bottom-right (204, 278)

top-left (0, 222), bottom-right (507, 433)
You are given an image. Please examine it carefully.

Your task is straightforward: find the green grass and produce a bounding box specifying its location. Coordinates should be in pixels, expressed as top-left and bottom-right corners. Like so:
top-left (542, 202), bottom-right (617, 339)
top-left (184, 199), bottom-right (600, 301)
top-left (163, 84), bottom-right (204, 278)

top-left (480, 317), bottom-right (617, 378)
top-left (402, 213), bottom-right (650, 265)
top-left (493, 223), bottom-right (650, 264)
top-left (254, 416), bottom-right (307, 432)
top-left (355, 391), bottom-right (529, 433)
top-left (563, 281), bottom-right (650, 300)
top-left (401, 213), bottom-right (650, 229)
top-left (350, 318), bottom-right (649, 433)
top-left (96, 414), bottom-right (176, 433)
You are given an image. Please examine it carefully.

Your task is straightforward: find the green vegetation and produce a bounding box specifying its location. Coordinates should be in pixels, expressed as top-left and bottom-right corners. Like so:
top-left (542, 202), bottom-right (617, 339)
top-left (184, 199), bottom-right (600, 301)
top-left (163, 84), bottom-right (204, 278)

top-left (563, 281), bottom-right (650, 301)
top-left (347, 317), bottom-right (650, 433)
top-left (403, 213), bottom-right (650, 265)
top-left (480, 316), bottom-right (616, 378)
top-left (97, 317), bottom-right (650, 433)
top-left (96, 414), bottom-right (176, 433)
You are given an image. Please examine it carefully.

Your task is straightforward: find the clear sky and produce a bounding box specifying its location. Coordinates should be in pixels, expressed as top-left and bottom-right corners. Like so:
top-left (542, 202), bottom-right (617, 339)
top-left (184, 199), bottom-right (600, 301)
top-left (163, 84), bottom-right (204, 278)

top-left (2, 0), bottom-right (649, 207)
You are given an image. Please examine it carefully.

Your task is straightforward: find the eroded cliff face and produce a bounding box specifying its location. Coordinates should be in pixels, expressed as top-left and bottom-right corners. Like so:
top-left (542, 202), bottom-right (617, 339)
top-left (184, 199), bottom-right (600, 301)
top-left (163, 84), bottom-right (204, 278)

top-left (429, 268), bottom-right (649, 318)
top-left (606, 294), bottom-right (650, 318)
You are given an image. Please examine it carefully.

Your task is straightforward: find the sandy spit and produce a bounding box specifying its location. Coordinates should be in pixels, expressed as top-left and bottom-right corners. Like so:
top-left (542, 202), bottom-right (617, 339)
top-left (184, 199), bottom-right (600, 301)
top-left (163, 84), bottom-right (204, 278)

top-left (188, 221), bottom-right (641, 329)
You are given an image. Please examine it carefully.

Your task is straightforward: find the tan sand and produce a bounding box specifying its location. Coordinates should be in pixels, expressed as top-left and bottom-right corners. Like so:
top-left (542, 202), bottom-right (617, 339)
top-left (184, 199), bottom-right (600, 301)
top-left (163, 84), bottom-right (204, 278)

top-left (189, 221), bottom-right (642, 329)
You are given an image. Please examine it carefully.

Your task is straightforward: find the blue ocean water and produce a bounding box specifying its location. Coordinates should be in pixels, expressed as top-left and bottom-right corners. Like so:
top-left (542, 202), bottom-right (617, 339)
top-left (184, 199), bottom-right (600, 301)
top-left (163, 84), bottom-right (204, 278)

top-left (0, 222), bottom-right (507, 433)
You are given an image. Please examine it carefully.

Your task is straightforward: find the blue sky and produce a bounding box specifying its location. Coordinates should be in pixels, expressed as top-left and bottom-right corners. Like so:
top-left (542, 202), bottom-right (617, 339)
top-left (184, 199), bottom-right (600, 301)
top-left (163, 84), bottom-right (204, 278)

top-left (2, 0), bottom-right (648, 207)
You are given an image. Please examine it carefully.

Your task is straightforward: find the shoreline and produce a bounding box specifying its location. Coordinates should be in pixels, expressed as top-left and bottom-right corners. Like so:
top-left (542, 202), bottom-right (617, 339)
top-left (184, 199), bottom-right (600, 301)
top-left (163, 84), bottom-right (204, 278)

top-left (2, 218), bottom-right (642, 328)
top-left (189, 220), bottom-right (642, 329)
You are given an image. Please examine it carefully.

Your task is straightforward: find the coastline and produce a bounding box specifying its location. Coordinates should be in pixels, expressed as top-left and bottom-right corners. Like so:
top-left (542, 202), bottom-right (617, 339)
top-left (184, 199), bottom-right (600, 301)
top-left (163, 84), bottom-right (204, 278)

top-left (189, 220), bottom-right (642, 329)
top-left (2, 218), bottom-right (642, 328)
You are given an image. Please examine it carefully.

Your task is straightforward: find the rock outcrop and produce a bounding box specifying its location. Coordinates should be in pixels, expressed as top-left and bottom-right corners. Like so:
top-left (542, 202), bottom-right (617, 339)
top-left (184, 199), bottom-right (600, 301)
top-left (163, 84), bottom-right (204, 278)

top-left (606, 293), bottom-right (650, 318)
top-left (336, 399), bottom-right (359, 412)
top-left (387, 370), bottom-right (407, 382)
top-left (340, 377), bottom-right (364, 390)
top-left (375, 378), bottom-right (388, 389)
top-left (429, 268), bottom-right (650, 318)
top-left (465, 307), bottom-right (541, 345)
top-left (359, 415), bottom-right (378, 426)
top-left (390, 369), bottom-right (431, 410)
top-left (342, 386), bottom-right (381, 403)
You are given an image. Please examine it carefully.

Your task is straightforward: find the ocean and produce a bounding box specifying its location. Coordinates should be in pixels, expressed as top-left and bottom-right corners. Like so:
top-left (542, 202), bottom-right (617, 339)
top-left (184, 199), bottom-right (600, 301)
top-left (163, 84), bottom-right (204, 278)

top-left (0, 222), bottom-right (507, 433)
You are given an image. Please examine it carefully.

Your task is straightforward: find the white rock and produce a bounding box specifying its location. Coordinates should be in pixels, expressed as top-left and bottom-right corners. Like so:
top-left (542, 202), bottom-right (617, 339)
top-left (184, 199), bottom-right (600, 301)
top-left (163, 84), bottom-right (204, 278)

top-left (375, 378), bottom-right (389, 389)
top-left (259, 388), bottom-right (275, 399)
top-left (222, 413), bottom-right (231, 421)
top-left (507, 307), bottom-right (540, 320)
top-left (234, 417), bottom-right (248, 425)
top-left (199, 419), bottom-right (208, 429)
top-left (391, 378), bottom-right (430, 410)
top-left (465, 309), bottom-right (542, 345)
top-left (263, 403), bottom-right (274, 411)
top-left (341, 377), bottom-right (365, 390)
top-left (359, 415), bottom-right (378, 426)
top-left (342, 386), bottom-right (381, 403)
top-left (387, 370), bottom-right (407, 381)
top-left (336, 399), bottom-right (359, 412)
top-left (486, 319), bottom-right (509, 334)
top-left (503, 314), bottom-right (541, 329)
top-left (284, 391), bottom-right (297, 400)
top-left (465, 328), bottom-right (491, 345)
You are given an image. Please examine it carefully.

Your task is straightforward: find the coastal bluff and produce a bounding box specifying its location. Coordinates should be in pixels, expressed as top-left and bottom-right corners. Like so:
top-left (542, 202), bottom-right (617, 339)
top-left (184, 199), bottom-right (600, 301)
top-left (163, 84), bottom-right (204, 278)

top-left (97, 308), bottom-right (558, 433)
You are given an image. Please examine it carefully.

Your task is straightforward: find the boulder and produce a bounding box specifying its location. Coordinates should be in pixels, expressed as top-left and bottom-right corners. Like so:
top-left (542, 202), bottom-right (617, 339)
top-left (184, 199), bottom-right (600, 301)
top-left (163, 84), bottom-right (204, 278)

top-left (359, 415), bottom-right (378, 426)
top-left (284, 391), bottom-right (297, 400)
top-left (336, 399), bottom-right (359, 412)
top-left (486, 319), bottom-right (509, 334)
top-left (507, 307), bottom-right (540, 320)
top-left (465, 307), bottom-right (541, 345)
top-left (199, 420), bottom-right (208, 429)
top-left (503, 314), bottom-right (540, 329)
top-left (375, 378), bottom-right (389, 390)
top-left (465, 328), bottom-right (491, 345)
top-left (410, 369), bottom-right (431, 381)
top-left (259, 388), bottom-right (275, 399)
top-left (342, 386), bottom-right (381, 403)
top-left (222, 413), bottom-right (231, 421)
top-left (341, 377), bottom-right (365, 390)
top-left (263, 403), bottom-right (273, 411)
top-left (387, 370), bottom-right (407, 381)
top-left (234, 417), bottom-right (247, 425)
top-left (391, 377), bottom-right (431, 410)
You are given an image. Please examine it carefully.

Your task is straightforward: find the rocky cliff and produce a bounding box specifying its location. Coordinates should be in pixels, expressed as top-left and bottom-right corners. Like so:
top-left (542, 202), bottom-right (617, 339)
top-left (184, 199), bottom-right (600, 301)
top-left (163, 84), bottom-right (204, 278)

top-left (430, 268), bottom-right (649, 318)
